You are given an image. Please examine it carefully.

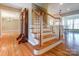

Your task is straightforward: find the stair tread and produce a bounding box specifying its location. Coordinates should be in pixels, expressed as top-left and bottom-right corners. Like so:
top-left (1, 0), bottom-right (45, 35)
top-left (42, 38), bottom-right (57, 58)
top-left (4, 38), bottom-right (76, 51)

top-left (35, 34), bottom-right (53, 39)
top-left (42, 36), bottom-right (57, 43)
top-left (33, 38), bottom-right (59, 50)
top-left (32, 31), bottom-right (52, 34)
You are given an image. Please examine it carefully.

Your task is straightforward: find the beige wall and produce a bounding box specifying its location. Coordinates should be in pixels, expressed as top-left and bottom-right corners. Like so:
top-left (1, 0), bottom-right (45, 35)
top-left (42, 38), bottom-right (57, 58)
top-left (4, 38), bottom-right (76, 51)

top-left (0, 4), bottom-right (21, 35)
top-left (2, 18), bottom-right (20, 33)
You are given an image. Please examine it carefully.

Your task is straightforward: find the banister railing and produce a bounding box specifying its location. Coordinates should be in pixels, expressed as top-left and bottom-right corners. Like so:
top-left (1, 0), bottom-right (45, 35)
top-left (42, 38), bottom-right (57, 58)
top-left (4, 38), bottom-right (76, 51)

top-left (32, 9), bottom-right (45, 48)
top-left (32, 4), bottom-right (61, 48)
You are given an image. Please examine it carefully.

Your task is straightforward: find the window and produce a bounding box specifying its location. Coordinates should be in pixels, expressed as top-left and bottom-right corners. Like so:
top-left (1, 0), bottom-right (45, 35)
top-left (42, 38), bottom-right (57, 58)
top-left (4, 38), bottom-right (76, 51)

top-left (74, 19), bottom-right (79, 29)
top-left (67, 19), bottom-right (73, 29)
top-left (62, 14), bottom-right (79, 30)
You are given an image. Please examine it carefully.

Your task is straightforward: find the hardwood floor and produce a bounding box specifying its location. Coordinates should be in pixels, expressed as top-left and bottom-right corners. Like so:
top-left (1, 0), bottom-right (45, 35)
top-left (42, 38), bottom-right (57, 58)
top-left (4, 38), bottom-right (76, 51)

top-left (41, 43), bottom-right (71, 56)
top-left (0, 33), bottom-right (33, 56)
top-left (41, 31), bottom-right (79, 56)
top-left (0, 32), bottom-right (76, 56)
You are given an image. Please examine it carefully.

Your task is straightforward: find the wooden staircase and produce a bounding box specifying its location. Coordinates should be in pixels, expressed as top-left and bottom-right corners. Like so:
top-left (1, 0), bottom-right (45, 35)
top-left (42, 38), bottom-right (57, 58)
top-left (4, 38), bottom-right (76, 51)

top-left (29, 25), bottom-right (63, 55)
top-left (28, 4), bottom-right (63, 55)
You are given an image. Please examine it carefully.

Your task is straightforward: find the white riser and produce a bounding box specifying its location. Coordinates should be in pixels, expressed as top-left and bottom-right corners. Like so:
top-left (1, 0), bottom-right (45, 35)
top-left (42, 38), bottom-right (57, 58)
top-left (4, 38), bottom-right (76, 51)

top-left (28, 39), bottom-right (39, 46)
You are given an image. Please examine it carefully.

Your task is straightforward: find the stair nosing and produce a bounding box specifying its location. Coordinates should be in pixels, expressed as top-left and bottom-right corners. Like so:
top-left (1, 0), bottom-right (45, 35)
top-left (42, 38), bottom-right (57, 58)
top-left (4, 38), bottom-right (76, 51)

top-left (42, 36), bottom-right (57, 43)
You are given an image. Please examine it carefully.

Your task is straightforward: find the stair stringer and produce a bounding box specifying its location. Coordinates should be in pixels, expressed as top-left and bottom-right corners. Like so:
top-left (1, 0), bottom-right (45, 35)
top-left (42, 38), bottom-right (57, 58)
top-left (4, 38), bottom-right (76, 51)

top-left (28, 33), bottom-right (39, 46)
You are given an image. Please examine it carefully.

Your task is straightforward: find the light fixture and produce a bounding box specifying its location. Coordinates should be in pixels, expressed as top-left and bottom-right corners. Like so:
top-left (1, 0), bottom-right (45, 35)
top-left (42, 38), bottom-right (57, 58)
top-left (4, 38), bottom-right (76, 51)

top-left (67, 8), bottom-right (70, 11)
top-left (59, 3), bottom-right (63, 5)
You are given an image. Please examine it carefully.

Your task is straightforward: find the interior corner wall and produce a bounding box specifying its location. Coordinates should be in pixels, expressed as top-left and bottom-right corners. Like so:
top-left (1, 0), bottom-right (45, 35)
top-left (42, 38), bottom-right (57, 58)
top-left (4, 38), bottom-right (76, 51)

top-left (0, 10), bottom-right (1, 36)
top-left (43, 9), bottom-right (48, 25)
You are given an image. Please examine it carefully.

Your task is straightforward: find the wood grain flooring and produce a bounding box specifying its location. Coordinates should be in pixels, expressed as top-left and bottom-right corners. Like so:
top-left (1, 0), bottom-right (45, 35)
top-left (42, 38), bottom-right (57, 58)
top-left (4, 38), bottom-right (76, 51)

top-left (0, 32), bottom-right (72, 56)
top-left (0, 33), bottom-right (33, 56)
top-left (41, 43), bottom-right (72, 56)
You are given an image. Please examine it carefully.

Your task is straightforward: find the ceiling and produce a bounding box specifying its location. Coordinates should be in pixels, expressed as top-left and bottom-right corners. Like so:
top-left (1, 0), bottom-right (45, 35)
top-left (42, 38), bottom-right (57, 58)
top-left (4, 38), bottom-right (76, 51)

top-left (1, 3), bottom-right (79, 14)
top-left (1, 3), bottom-right (31, 10)
top-left (44, 3), bottom-right (79, 14)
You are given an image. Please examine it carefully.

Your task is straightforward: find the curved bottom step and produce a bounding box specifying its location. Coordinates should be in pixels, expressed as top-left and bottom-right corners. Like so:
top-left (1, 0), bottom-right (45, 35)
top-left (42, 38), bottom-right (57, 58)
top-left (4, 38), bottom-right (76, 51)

top-left (33, 40), bottom-right (63, 55)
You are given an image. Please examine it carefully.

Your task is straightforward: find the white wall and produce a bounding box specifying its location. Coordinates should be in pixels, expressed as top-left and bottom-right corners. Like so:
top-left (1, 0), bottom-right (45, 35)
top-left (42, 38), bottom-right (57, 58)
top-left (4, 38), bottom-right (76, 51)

top-left (27, 4), bottom-right (33, 42)
top-left (0, 10), bottom-right (1, 36)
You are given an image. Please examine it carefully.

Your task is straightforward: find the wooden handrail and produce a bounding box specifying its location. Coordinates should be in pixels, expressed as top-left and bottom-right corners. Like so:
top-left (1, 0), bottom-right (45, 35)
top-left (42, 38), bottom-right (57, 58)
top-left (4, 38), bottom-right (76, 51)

top-left (32, 9), bottom-right (40, 16)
